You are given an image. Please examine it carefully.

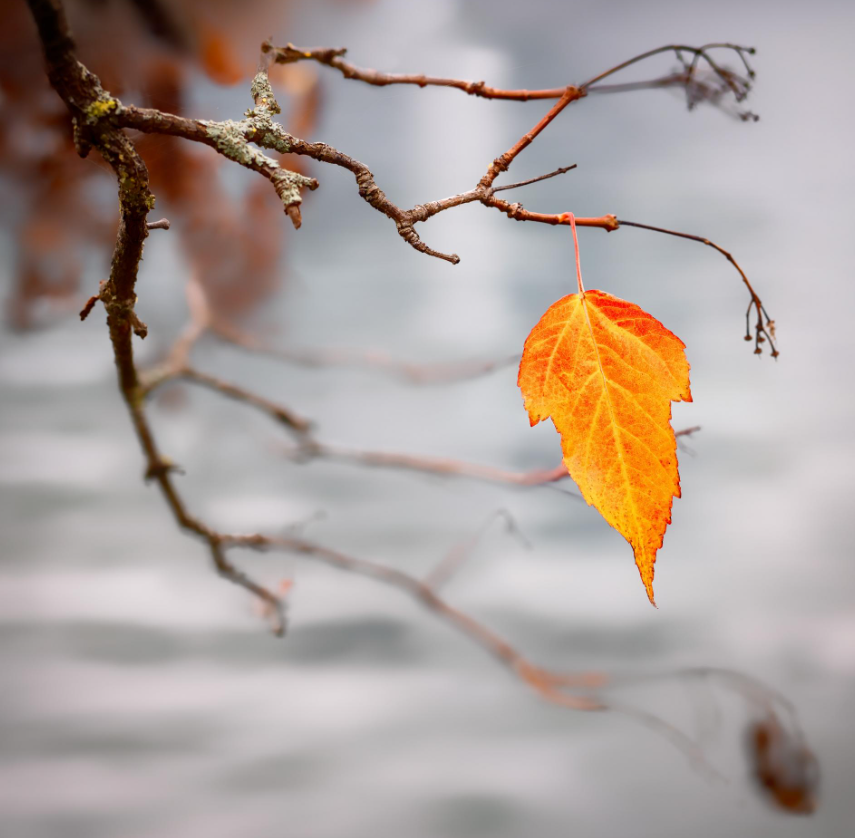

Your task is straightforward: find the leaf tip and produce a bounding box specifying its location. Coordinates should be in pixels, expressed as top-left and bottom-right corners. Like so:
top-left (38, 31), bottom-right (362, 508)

top-left (636, 551), bottom-right (657, 607)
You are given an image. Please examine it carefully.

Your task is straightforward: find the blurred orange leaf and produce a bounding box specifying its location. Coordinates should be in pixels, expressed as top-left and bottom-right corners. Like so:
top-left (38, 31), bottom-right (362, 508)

top-left (198, 24), bottom-right (251, 86)
top-left (748, 714), bottom-right (819, 814)
top-left (518, 283), bottom-right (691, 604)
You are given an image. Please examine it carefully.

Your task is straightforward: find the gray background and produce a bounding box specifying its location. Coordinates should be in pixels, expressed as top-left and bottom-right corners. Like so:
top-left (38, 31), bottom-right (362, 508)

top-left (2, 0), bottom-right (854, 835)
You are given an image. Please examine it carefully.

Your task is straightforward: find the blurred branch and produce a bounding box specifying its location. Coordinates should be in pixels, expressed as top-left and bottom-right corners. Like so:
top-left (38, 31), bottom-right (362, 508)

top-left (228, 342), bottom-right (522, 385)
top-left (285, 429), bottom-right (699, 492)
top-left (581, 43), bottom-right (758, 120)
top-left (264, 42), bottom-right (574, 101)
top-left (26, 0), bottom-right (288, 635)
top-left (492, 165), bottom-right (577, 192)
top-left (425, 509), bottom-right (530, 590)
top-left (285, 440), bottom-right (574, 488)
top-left (142, 367), bottom-right (312, 436)
top-left (207, 315), bottom-right (521, 384)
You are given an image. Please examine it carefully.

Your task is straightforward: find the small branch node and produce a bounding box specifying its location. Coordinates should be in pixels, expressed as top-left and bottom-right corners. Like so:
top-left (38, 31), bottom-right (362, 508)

top-left (145, 457), bottom-right (184, 482)
top-left (396, 221), bottom-right (460, 264)
top-left (129, 311), bottom-right (148, 339)
top-left (79, 293), bottom-right (99, 321)
top-left (286, 204), bottom-right (302, 229)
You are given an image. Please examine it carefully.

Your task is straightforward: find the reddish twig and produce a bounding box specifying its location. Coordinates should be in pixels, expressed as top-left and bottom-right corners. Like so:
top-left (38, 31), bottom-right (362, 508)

top-left (142, 367), bottom-right (312, 435)
top-left (26, 0), bottom-right (287, 635)
top-left (223, 338), bottom-right (521, 385)
top-left (286, 440), bottom-right (574, 489)
top-left (580, 43), bottom-right (754, 92)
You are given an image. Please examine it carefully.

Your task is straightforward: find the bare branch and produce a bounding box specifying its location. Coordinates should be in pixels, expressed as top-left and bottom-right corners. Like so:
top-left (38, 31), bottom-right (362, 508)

top-left (580, 43), bottom-right (754, 91)
top-left (581, 43), bottom-right (758, 120)
top-left (479, 87), bottom-right (584, 189)
top-left (282, 427), bottom-right (701, 492)
top-left (265, 41), bottom-right (756, 118)
top-left (265, 43), bottom-right (574, 101)
top-left (236, 531), bottom-right (599, 711)
top-left (676, 425), bottom-right (702, 438)
top-left (618, 220), bottom-right (777, 356)
top-left (27, 0), bottom-right (805, 788)
top-left (285, 440), bottom-right (574, 489)
top-left (486, 199), bottom-right (619, 231)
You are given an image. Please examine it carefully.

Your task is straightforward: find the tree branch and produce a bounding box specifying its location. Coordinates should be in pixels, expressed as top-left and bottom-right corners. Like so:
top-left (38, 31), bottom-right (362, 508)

top-left (618, 220), bottom-right (777, 356)
top-left (264, 43), bottom-right (574, 101)
top-left (27, 0), bottom-right (287, 633)
top-left (26, 2), bottom-right (815, 791)
top-left (264, 41), bottom-right (756, 112)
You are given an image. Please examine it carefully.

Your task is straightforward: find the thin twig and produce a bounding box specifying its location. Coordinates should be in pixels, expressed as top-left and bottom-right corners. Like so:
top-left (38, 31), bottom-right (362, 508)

top-left (210, 541), bottom-right (286, 636)
top-left (480, 87), bottom-right (584, 189)
top-left (265, 43), bottom-right (573, 101)
top-left (26, 0), bottom-right (286, 632)
top-left (580, 43), bottom-right (754, 90)
top-left (241, 532), bottom-right (602, 711)
top-left (618, 220), bottom-right (777, 356)
top-left (493, 165), bottom-right (577, 193)
top-left (284, 426), bottom-right (700, 491)
top-left (265, 42), bottom-right (755, 113)
top-left (115, 80), bottom-right (617, 265)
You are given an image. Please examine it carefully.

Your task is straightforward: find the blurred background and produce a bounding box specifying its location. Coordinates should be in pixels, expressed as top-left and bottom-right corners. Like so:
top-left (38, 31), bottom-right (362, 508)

top-left (1, 0), bottom-right (853, 835)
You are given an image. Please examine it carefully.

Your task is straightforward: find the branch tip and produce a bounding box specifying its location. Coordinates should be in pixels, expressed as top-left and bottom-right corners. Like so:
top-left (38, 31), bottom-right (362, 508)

top-left (79, 294), bottom-right (98, 321)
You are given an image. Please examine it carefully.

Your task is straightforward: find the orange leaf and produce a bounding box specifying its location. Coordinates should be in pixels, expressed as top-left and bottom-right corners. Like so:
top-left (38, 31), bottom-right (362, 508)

top-left (518, 289), bottom-right (691, 604)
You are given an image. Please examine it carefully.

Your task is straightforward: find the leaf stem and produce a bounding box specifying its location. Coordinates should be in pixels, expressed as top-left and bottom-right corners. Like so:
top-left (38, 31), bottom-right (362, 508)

top-left (566, 212), bottom-right (586, 294)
